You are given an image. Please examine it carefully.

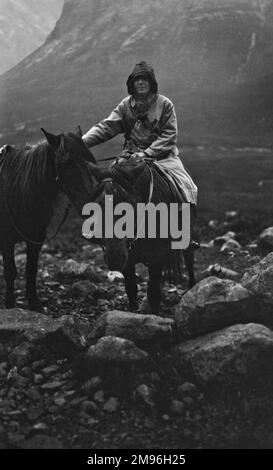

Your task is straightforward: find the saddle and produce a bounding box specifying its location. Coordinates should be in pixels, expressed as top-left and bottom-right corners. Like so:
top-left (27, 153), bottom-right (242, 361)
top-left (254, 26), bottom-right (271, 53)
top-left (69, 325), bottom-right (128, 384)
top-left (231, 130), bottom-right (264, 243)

top-left (111, 154), bottom-right (186, 205)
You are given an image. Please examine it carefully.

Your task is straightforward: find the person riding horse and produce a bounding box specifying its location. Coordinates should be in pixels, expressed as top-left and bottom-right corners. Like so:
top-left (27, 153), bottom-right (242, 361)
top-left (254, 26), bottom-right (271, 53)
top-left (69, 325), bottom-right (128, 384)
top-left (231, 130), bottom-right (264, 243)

top-left (83, 60), bottom-right (198, 246)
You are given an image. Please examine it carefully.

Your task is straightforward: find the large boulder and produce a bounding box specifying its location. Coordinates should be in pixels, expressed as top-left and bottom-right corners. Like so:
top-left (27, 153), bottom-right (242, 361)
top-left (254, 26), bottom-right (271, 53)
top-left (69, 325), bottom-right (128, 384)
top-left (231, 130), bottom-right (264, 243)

top-left (173, 323), bottom-right (273, 387)
top-left (92, 310), bottom-right (174, 345)
top-left (257, 227), bottom-right (273, 252)
top-left (174, 277), bottom-right (265, 339)
top-left (0, 309), bottom-right (91, 356)
top-left (81, 336), bottom-right (152, 375)
top-left (242, 253), bottom-right (273, 300)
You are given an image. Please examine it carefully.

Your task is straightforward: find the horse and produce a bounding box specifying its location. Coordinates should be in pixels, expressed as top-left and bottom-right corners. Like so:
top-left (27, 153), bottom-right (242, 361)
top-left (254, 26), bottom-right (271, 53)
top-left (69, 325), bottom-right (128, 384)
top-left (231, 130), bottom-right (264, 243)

top-left (92, 156), bottom-right (196, 314)
top-left (0, 127), bottom-right (105, 311)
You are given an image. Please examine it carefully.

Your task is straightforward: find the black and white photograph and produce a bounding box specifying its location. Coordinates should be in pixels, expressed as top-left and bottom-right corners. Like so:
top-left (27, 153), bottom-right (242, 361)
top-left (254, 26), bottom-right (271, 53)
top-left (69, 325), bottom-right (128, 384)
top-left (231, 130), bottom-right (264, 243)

top-left (0, 0), bottom-right (273, 453)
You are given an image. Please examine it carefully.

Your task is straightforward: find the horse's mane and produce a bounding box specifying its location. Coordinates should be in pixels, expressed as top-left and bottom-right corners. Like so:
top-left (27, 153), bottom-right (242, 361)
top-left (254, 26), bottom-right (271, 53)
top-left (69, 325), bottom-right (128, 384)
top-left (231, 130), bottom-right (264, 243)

top-left (0, 141), bottom-right (56, 211)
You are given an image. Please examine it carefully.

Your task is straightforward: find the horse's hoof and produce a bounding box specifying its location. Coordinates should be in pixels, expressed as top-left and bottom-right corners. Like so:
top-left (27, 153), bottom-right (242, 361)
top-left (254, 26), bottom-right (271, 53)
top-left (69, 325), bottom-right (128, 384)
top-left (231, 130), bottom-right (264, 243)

top-left (129, 302), bottom-right (138, 312)
top-left (28, 300), bottom-right (43, 313)
top-left (188, 281), bottom-right (196, 290)
top-left (137, 297), bottom-right (152, 315)
top-left (5, 295), bottom-right (15, 309)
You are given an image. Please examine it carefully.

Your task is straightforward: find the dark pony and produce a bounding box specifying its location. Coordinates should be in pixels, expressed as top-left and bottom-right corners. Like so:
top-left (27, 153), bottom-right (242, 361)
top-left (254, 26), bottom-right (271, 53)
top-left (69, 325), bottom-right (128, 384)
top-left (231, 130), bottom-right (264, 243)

top-left (93, 157), bottom-right (196, 314)
top-left (0, 128), bottom-right (103, 311)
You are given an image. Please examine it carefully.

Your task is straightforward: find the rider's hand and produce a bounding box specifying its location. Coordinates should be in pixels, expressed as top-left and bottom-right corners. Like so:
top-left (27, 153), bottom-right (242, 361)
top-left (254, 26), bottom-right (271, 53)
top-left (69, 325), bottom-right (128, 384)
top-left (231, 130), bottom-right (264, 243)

top-left (131, 151), bottom-right (147, 160)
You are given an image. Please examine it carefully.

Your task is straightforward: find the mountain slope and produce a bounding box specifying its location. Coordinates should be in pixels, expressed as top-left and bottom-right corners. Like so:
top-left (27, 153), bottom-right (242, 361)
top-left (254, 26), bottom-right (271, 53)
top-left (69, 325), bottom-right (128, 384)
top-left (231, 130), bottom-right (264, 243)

top-left (0, 0), bottom-right (273, 146)
top-left (0, 0), bottom-right (63, 75)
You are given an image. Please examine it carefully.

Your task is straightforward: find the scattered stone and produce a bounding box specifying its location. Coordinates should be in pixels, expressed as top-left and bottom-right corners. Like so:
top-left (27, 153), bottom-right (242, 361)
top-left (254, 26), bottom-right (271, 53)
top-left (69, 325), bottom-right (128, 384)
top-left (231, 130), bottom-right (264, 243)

top-left (25, 388), bottom-right (42, 402)
top-left (58, 259), bottom-right (103, 282)
top-left (13, 375), bottom-right (29, 389)
top-left (200, 241), bottom-right (214, 249)
top-left (175, 277), bottom-right (263, 339)
top-left (32, 360), bottom-right (47, 371)
top-left (83, 336), bottom-right (151, 371)
top-left (70, 280), bottom-right (97, 299)
top-left (202, 264), bottom-right (239, 280)
top-left (81, 400), bottom-right (97, 414)
top-left (183, 397), bottom-right (195, 407)
top-left (225, 211), bottom-right (238, 218)
top-left (93, 390), bottom-right (105, 404)
top-left (33, 374), bottom-right (44, 385)
top-left (257, 227), bottom-right (273, 252)
top-left (70, 397), bottom-right (86, 407)
top-left (41, 365), bottom-right (59, 378)
top-left (170, 400), bottom-right (184, 415)
top-left (177, 382), bottom-right (198, 398)
top-left (40, 380), bottom-right (66, 391)
top-left (214, 232), bottom-right (236, 247)
top-left (48, 405), bottom-right (59, 414)
top-left (23, 435), bottom-right (64, 449)
top-left (7, 366), bottom-right (18, 382)
top-left (208, 220), bottom-right (218, 229)
top-left (82, 377), bottom-right (102, 396)
top-left (32, 422), bottom-right (48, 432)
top-left (54, 397), bottom-right (66, 407)
top-left (135, 384), bottom-right (154, 408)
top-left (20, 367), bottom-right (32, 379)
top-left (162, 414), bottom-right (170, 421)
top-left (92, 311), bottom-right (173, 344)
top-left (15, 253), bottom-right (26, 264)
top-left (26, 407), bottom-right (44, 421)
top-left (173, 323), bottom-right (273, 386)
top-left (107, 271), bottom-right (124, 282)
top-left (103, 397), bottom-right (119, 413)
top-left (220, 239), bottom-right (242, 253)
top-left (9, 342), bottom-right (35, 368)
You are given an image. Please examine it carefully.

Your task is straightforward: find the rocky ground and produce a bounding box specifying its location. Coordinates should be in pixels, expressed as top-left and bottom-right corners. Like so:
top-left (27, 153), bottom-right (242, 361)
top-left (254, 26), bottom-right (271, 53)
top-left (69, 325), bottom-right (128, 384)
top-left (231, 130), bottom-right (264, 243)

top-left (1, 210), bottom-right (273, 449)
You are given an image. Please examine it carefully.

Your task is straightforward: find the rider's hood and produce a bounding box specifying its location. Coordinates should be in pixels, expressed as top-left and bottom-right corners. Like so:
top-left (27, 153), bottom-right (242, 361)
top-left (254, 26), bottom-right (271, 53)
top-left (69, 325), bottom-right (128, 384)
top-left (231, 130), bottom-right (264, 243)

top-left (126, 61), bottom-right (158, 95)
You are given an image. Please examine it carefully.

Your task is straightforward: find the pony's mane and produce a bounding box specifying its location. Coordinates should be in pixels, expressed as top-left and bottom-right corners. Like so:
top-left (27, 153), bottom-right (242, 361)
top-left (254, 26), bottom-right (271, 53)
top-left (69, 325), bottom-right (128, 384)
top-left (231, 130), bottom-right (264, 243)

top-left (0, 141), bottom-right (56, 210)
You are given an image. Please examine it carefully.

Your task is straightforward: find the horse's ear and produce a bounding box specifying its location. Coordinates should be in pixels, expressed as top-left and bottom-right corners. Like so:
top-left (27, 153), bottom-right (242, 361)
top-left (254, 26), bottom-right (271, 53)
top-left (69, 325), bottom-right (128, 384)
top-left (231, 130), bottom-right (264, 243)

top-left (76, 125), bottom-right (83, 138)
top-left (41, 128), bottom-right (61, 149)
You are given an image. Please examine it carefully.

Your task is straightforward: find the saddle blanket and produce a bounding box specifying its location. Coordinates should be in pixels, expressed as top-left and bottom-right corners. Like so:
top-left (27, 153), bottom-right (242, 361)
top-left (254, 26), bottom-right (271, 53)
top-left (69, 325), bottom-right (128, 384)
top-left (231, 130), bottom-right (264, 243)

top-left (153, 155), bottom-right (198, 205)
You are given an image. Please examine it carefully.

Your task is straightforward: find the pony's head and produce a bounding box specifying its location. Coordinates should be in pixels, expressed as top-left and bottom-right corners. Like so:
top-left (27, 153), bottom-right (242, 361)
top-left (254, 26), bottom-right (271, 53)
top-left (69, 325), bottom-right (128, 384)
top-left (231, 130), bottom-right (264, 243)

top-left (41, 127), bottom-right (106, 212)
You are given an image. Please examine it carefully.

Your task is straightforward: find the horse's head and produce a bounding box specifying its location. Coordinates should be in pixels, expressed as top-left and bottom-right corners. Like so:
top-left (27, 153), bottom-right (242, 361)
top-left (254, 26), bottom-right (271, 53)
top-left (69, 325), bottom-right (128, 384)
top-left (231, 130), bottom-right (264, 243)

top-left (94, 161), bottom-right (143, 272)
top-left (41, 127), bottom-right (107, 212)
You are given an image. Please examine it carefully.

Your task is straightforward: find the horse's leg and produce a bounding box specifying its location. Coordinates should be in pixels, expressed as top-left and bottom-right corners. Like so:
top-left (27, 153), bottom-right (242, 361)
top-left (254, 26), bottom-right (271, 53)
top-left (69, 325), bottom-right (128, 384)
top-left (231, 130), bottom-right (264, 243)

top-left (123, 261), bottom-right (138, 311)
top-left (26, 242), bottom-right (43, 312)
top-left (2, 244), bottom-right (17, 308)
top-left (183, 246), bottom-right (196, 289)
top-left (147, 260), bottom-right (163, 315)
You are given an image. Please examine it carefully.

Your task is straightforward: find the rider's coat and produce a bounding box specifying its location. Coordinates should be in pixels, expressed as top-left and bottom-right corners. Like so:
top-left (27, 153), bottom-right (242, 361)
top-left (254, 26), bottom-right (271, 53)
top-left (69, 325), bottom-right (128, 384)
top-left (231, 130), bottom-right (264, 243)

top-left (83, 94), bottom-right (197, 205)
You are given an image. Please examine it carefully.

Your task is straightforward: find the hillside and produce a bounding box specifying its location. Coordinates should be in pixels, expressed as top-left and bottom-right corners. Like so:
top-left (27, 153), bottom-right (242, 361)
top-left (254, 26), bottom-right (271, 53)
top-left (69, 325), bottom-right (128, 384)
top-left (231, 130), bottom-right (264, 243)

top-left (0, 0), bottom-right (273, 147)
top-left (0, 0), bottom-right (63, 75)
